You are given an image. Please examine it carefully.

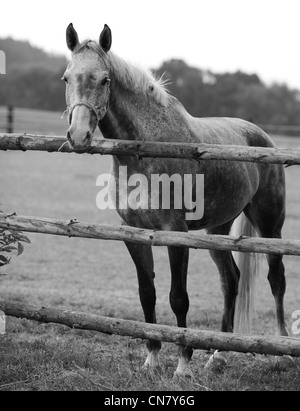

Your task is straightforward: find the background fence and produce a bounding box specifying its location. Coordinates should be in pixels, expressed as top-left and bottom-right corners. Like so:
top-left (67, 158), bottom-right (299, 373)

top-left (0, 106), bottom-right (69, 136)
top-left (1, 106), bottom-right (300, 137)
top-left (0, 106), bottom-right (13, 133)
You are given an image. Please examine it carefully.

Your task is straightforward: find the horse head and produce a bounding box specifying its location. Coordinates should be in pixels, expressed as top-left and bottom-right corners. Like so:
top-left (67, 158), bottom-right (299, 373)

top-left (63, 23), bottom-right (112, 152)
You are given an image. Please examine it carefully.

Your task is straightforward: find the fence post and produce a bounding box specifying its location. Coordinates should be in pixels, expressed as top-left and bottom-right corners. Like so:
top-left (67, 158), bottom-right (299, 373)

top-left (7, 105), bottom-right (14, 133)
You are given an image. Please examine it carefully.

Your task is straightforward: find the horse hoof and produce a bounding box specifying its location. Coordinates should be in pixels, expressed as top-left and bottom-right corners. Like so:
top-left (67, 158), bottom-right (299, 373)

top-left (204, 351), bottom-right (228, 373)
top-left (143, 351), bottom-right (160, 371)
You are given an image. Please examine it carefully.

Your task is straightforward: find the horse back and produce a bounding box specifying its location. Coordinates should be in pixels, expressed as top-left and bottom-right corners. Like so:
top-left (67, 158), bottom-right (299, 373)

top-left (189, 115), bottom-right (276, 149)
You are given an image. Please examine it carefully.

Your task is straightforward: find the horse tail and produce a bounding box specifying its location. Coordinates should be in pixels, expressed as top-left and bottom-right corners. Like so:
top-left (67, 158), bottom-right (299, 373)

top-left (231, 213), bottom-right (260, 334)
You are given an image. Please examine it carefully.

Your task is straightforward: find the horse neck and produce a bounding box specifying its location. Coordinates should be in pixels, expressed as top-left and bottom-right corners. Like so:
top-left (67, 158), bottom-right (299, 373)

top-left (99, 76), bottom-right (169, 142)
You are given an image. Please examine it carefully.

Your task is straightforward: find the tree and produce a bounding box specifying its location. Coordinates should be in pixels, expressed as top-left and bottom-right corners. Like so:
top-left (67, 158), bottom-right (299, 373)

top-left (155, 60), bottom-right (300, 126)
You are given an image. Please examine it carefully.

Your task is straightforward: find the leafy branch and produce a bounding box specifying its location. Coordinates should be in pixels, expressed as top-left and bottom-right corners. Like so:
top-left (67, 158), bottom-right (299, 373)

top-left (0, 212), bottom-right (30, 268)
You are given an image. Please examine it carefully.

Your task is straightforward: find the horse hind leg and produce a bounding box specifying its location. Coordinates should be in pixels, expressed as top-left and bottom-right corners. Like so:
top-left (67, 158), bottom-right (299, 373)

top-left (267, 253), bottom-right (288, 337)
top-left (124, 241), bottom-right (161, 370)
top-left (207, 220), bottom-right (239, 333)
top-left (244, 191), bottom-right (289, 337)
top-left (204, 221), bottom-right (239, 370)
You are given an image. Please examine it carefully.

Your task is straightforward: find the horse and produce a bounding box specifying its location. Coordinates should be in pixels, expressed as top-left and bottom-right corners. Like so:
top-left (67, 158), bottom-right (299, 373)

top-left (63, 23), bottom-right (288, 375)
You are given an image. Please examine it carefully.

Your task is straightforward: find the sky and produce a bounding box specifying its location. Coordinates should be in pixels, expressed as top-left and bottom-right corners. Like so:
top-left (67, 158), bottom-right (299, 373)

top-left (1, 0), bottom-right (300, 88)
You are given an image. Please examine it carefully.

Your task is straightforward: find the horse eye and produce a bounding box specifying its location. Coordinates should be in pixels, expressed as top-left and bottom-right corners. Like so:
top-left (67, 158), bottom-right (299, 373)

top-left (101, 77), bottom-right (110, 86)
top-left (62, 76), bottom-right (68, 84)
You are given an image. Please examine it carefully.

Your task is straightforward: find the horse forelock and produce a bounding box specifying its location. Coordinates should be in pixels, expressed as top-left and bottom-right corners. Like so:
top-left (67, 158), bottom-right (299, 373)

top-left (72, 40), bottom-right (172, 107)
top-left (73, 40), bottom-right (110, 64)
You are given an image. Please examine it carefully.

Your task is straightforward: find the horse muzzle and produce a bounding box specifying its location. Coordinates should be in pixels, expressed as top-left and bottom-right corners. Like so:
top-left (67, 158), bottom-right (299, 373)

top-left (67, 128), bottom-right (93, 153)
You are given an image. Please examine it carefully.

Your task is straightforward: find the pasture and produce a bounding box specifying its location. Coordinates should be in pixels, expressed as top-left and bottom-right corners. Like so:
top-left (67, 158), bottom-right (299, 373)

top-left (0, 108), bottom-right (300, 391)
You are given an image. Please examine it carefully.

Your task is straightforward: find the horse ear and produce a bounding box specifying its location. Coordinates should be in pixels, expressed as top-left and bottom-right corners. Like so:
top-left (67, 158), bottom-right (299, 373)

top-left (99, 24), bottom-right (112, 53)
top-left (66, 23), bottom-right (79, 52)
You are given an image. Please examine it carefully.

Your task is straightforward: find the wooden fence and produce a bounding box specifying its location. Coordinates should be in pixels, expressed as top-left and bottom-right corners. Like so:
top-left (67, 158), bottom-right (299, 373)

top-left (1, 300), bottom-right (300, 357)
top-left (1, 133), bottom-right (300, 356)
top-left (1, 133), bottom-right (300, 165)
top-left (0, 213), bottom-right (300, 256)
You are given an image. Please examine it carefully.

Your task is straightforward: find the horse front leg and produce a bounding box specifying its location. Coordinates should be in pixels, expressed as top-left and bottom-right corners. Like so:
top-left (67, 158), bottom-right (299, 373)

top-left (124, 241), bottom-right (161, 370)
top-left (168, 245), bottom-right (193, 376)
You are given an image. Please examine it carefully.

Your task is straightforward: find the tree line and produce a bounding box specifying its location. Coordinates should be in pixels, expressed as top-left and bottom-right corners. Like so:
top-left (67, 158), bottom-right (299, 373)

top-left (155, 60), bottom-right (300, 126)
top-left (1, 38), bottom-right (300, 125)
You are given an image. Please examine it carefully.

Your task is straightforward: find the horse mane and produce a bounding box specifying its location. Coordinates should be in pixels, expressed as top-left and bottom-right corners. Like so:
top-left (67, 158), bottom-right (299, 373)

top-left (74, 40), bottom-right (172, 107)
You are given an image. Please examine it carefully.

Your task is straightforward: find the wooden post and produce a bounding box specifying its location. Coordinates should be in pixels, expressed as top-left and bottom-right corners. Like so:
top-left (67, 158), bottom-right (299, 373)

top-left (7, 106), bottom-right (14, 134)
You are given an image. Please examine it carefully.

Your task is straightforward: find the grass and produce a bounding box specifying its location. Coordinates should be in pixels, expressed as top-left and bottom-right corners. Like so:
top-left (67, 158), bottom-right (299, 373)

top-left (1, 329), bottom-right (300, 391)
top-left (0, 111), bottom-right (300, 390)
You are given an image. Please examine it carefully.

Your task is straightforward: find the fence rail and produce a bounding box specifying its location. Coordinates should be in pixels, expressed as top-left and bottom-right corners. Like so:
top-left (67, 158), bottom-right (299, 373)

top-left (259, 124), bottom-right (300, 136)
top-left (1, 213), bottom-right (300, 256)
top-left (1, 133), bottom-right (300, 165)
top-left (1, 300), bottom-right (300, 357)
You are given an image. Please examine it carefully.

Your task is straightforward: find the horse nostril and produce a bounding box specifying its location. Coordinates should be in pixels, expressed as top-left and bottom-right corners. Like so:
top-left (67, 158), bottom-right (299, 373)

top-left (84, 131), bottom-right (92, 144)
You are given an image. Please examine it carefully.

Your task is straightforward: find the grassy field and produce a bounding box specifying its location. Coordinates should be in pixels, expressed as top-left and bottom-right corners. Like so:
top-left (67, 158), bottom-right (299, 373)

top-left (0, 111), bottom-right (300, 391)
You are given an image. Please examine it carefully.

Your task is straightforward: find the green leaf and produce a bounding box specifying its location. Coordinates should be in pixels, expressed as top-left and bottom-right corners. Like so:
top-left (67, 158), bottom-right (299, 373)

top-left (0, 245), bottom-right (17, 253)
top-left (9, 232), bottom-right (22, 241)
top-left (9, 232), bottom-right (31, 244)
top-left (19, 235), bottom-right (31, 244)
top-left (0, 255), bottom-right (9, 265)
top-left (17, 242), bottom-right (24, 256)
